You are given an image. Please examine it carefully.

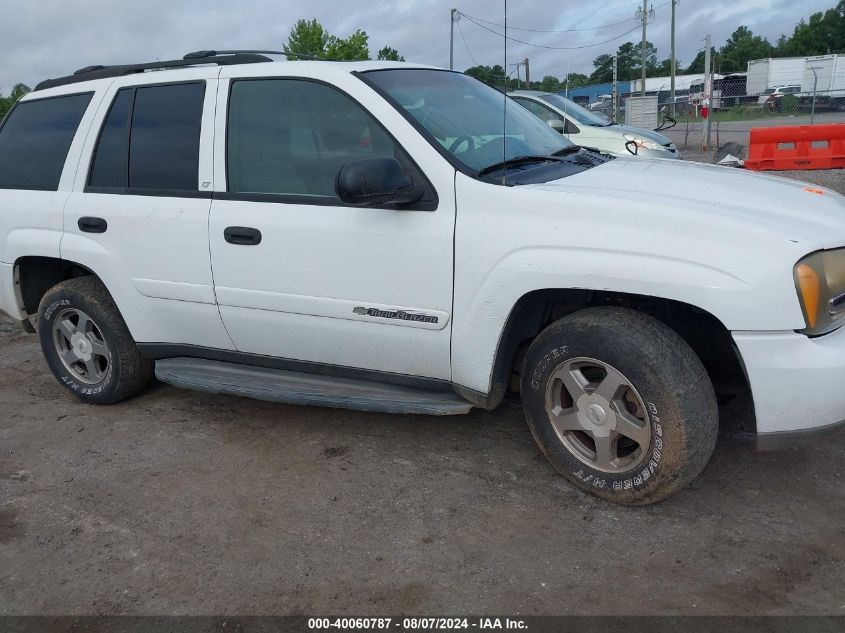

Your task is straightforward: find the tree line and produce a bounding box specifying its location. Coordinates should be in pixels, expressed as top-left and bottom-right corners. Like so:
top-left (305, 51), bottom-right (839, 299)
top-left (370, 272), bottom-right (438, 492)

top-left (465, 1), bottom-right (844, 91)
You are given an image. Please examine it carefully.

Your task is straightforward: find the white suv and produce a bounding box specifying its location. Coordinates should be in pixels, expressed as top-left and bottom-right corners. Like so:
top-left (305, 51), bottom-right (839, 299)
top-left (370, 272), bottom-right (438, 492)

top-left (1, 52), bottom-right (844, 504)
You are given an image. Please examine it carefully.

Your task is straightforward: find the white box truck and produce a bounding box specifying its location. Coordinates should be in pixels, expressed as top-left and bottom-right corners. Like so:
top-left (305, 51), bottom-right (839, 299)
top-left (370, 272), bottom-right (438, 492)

top-left (802, 54), bottom-right (845, 111)
top-left (746, 57), bottom-right (807, 96)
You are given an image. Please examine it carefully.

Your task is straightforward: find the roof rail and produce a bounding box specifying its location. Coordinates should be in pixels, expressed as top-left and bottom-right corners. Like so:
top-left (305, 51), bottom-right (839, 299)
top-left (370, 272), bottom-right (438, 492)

top-left (184, 49), bottom-right (325, 61)
top-left (34, 52), bottom-right (272, 91)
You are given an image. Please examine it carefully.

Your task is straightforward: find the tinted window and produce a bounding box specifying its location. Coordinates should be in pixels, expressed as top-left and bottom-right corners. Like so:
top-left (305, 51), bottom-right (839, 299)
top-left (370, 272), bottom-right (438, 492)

top-left (0, 93), bottom-right (92, 190)
top-left (129, 83), bottom-right (204, 190)
top-left (88, 89), bottom-right (133, 188)
top-left (227, 79), bottom-right (400, 197)
top-left (539, 94), bottom-right (610, 126)
top-left (513, 98), bottom-right (559, 123)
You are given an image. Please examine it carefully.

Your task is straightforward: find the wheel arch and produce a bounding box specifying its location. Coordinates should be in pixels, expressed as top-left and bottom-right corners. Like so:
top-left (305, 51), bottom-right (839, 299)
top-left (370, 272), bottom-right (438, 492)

top-left (14, 255), bottom-right (100, 319)
top-left (456, 287), bottom-right (754, 433)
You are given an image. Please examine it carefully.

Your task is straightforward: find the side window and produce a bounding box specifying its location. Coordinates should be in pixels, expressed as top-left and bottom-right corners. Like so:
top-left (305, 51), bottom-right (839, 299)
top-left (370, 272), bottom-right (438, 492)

top-left (88, 82), bottom-right (205, 192)
top-left (0, 93), bottom-right (93, 190)
top-left (514, 98), bottom-right (557, 124)
top-left (88, 89), bottom-right (133, 189)
top-left (227, 79), bottom-right (401, 198)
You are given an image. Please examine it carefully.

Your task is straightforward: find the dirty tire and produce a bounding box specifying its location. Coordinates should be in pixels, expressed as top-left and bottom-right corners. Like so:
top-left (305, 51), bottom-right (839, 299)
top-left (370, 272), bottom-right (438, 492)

top-left (37, 276), bottom-right (153, 404)
top-left (520, 307), bottom-right (718, 505)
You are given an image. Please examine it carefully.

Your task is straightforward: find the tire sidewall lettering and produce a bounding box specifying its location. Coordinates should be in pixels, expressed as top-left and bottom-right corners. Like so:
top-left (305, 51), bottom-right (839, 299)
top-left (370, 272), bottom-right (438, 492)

top-left (42, 299), bottom-right (71, 322)
top-left (530, 345), bottom-right (568, 391)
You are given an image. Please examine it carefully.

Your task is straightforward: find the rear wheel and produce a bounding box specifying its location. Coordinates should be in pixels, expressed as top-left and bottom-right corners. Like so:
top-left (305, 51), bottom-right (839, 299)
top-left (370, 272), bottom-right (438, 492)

top-left (38, 277), bottom-right (152, 404)
top-left (520, 307), bottom-right (718, 505)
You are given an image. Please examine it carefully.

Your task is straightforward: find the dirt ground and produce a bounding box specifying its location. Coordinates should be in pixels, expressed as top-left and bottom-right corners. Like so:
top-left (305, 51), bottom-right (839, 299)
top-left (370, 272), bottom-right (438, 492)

top-left (1, 313), bottom-right (844, 616)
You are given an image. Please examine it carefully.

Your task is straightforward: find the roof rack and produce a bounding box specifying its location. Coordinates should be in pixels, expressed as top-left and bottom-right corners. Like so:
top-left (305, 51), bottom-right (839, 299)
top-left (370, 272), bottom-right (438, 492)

top-left (34, 51), bottom-right (274, 92)
top-left (184, 49), bottom-right (325, 61)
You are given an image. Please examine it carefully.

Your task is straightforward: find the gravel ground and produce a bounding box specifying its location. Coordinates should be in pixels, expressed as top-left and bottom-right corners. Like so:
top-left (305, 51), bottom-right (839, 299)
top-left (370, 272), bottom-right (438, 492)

top-left (1, 315), bottom-right (844, 616)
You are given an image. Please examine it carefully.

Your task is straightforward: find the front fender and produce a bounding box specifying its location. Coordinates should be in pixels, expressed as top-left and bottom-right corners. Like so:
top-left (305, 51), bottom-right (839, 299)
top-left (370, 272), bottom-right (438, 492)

top-left (451, 246), bottom-right (796, 395)
top-left (450, 171), bottom-right (809, 396)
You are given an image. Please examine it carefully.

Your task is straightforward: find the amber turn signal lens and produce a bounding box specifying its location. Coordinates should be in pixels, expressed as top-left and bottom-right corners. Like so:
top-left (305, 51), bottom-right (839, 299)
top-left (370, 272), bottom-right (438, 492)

top-left (795, 263), bottom-right (821, 328)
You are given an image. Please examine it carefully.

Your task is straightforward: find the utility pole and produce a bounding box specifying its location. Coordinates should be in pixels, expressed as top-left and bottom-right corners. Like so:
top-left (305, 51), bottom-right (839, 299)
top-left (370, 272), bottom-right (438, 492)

top-left (809, 66), bottom-right (819, 124)
top-left (450, 8), bottom-right (457, 70)
top-left (670, 0), bottom-right (677, 116)
top-left (612, 55), bottom-right (619, 122)
top-left (524, 58), bottom-right (530, 88)
top-left (565, 60), bottom-right (570, 98)
top-left (640, 0), bottom-right (648, 96)
top-left (704, 33), bottom-right (712, 151)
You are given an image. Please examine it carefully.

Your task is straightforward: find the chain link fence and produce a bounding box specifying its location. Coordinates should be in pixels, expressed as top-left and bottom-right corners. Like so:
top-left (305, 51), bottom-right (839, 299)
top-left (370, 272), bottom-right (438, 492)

top-left (582, 83), bottom-right (845, 159)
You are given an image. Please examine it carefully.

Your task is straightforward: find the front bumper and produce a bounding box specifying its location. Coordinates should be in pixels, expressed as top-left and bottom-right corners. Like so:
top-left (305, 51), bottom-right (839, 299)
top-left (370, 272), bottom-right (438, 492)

top-left (733, 327), bottom-right (845, 443)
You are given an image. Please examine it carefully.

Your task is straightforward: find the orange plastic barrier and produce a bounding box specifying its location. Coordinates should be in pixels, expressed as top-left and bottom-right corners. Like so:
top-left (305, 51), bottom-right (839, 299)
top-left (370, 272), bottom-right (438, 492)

top-left (744, 123), bottom-right (845, 171)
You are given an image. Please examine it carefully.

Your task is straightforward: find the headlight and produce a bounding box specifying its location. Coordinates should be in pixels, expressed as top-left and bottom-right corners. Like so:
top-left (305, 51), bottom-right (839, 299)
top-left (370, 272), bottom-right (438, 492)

top-left (794, 248), bottom-right (845, 336)
top-left (623, 133), bottom-right (662, 152)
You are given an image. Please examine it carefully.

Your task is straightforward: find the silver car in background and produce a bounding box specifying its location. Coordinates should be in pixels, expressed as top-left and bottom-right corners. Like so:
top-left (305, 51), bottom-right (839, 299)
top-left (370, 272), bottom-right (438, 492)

top-left (510, 90), bottom-right (679, 159)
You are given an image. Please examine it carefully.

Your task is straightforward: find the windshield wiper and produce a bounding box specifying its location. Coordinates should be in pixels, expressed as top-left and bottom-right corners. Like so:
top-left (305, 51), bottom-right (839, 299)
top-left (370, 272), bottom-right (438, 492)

top-left (477, 155), bottom-right (563, 177)
top-left (551, 146), bottom-right (582, 156)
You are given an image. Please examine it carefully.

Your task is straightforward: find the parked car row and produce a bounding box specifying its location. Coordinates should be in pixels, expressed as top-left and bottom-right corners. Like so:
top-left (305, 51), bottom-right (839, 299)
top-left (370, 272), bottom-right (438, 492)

top-left (571, 84), bottom-right (837, 119)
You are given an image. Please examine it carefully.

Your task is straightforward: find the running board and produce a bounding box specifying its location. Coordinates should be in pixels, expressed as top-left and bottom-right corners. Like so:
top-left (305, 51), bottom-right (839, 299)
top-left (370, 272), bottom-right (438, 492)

top-left (154, 358), bottom-right (473, 416)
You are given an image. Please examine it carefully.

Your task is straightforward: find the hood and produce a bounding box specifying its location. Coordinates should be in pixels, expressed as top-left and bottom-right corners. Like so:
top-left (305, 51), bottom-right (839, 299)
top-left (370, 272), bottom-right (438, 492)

top-left (605, 123), bottom-right (673, 146)
top-left (523, 157), bottom-right (845, 251)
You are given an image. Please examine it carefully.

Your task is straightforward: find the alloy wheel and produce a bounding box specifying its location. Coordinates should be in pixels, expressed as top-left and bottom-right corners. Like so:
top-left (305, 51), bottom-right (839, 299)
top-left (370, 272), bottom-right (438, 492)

top-left (52, 308), bottom-right (110, 385)
top-left (544, 357), bottom-right (651, 474)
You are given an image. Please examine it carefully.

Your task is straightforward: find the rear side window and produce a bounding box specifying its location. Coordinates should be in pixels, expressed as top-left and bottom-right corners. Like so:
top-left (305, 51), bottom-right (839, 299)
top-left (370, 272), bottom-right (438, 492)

top-left (88, 82), bottom-right (205, 192)
top-left (0, 93), bottom-right (92, 191)
top-left (88, 89), bottom-right (133, 188)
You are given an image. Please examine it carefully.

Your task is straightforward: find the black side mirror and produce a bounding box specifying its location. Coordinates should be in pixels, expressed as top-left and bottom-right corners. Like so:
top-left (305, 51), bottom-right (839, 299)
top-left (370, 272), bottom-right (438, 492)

top-left (336, 158), bottom-right (423, 206)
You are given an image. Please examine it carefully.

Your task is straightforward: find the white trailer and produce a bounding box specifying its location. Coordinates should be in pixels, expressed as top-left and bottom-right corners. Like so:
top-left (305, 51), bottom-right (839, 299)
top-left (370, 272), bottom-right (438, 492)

top-left (802, 54), bottom-right (845, 111)
top-left (746, 57), bottom-right (807, 95)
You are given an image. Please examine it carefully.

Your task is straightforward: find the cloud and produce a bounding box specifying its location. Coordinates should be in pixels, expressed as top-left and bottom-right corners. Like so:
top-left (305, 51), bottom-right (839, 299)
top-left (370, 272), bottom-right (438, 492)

top-left (0, 0), bottom-right (835, 94)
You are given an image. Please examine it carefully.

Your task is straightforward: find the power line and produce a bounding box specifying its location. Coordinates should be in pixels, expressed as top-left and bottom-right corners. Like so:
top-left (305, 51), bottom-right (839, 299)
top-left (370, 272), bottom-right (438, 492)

top-left (458, 11), bottom-right (637, 33)
top-left (456, 19), bottom-right (479, 65)
top-left (460, 13), bottom-right (642, 50)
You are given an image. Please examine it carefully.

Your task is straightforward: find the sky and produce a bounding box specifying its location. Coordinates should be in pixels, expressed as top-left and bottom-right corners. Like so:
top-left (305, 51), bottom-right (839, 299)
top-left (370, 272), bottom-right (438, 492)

top-left (0, 0), bottom-right (836, 94)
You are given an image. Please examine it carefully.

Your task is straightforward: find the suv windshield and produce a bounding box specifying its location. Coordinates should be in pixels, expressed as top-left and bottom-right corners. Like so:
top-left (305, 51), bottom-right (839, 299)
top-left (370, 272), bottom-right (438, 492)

top-left (538, 94), bottom-right (611, 127)
top-left (362, 69), bottom-right (575, 174)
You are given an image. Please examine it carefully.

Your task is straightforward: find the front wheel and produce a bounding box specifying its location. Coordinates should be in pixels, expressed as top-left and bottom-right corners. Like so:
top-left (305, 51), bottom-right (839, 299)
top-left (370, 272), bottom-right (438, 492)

top-left (520, 307), bottom-right (718, 505)
top-left (38, 277), bottom-right (153, 404)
